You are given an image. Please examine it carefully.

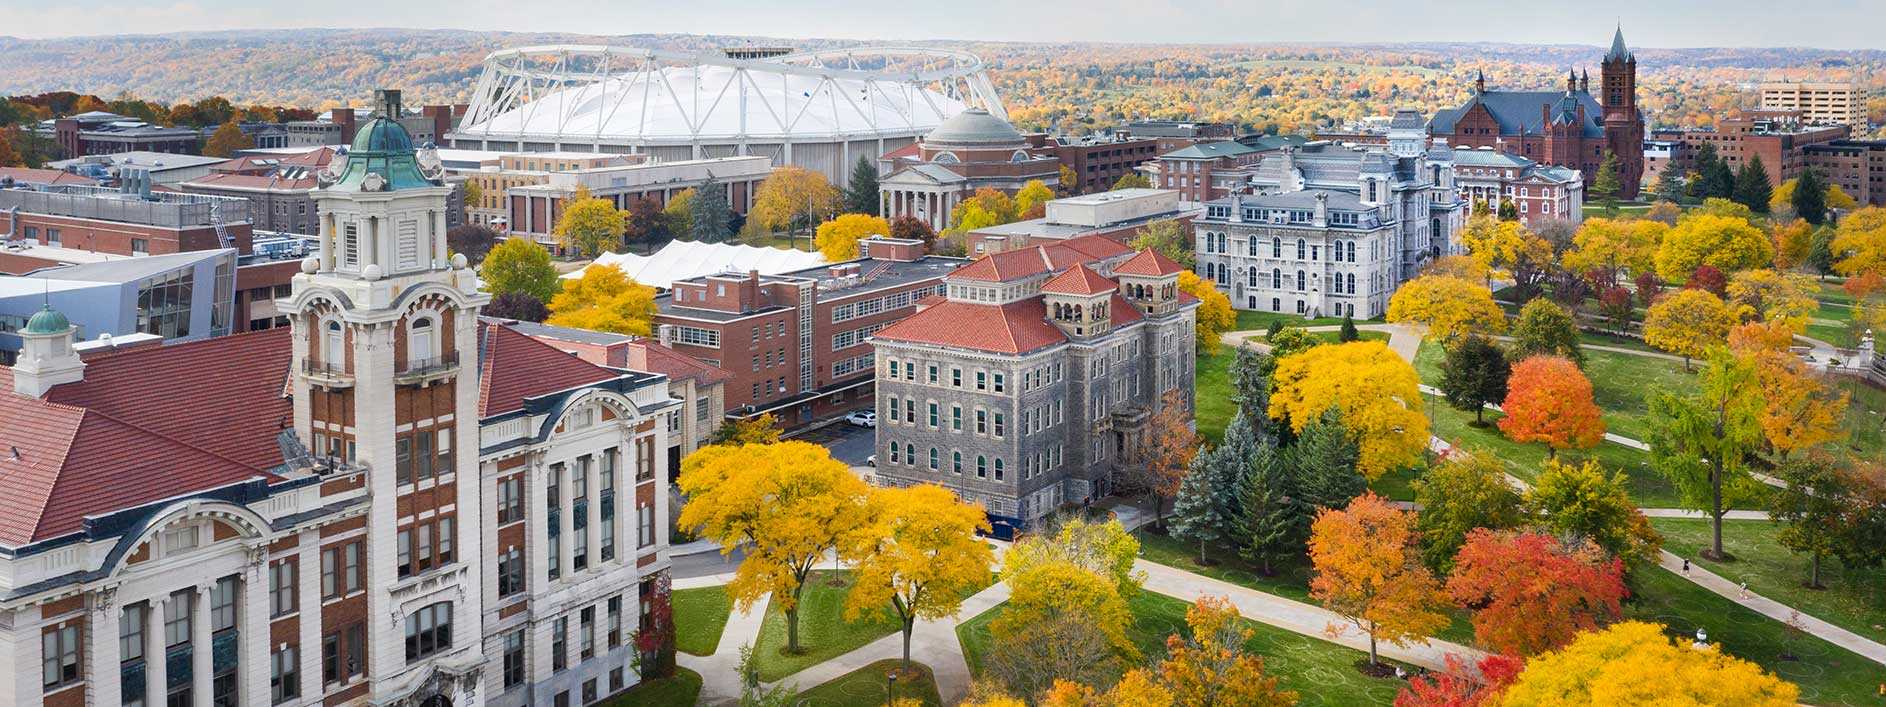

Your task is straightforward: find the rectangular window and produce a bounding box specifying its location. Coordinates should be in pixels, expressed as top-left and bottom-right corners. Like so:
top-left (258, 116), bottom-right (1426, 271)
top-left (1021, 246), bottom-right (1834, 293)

top-left (497, 476), bottom-right (523, 524)
top-left (271, 559), bottom-right (297, 617)
top-left (579, 606), bottom-right (596, 660)
top-left (639, 503), bottom-right (656, 548)
top-left (951, 368), bottom-right (962, 387)
top-left (42, 624), bottom-right (80, 690)
top-left (498, 547), bottom-right (525, 597)
top-left (211, 576), bottom-right (237, 632)
top-left (395, 436), bottom-right (413, 485)
top-left (503, 630), bottom-right (527, 689)
top-left (165, 591), bottom-right (191, 647)
top-left (271, 646), bottom-right (299, 705)
top-left (951, 405), bottom-right (962, 432)
top-left (993, 412), bottom-right (1005, 438)
top-left (889, 398), bottom-right (900, 422)
top-left (552, 617), bottom-right (569, 672)
top-left (927, 403), bottom-right (939, 428)
top-left (607, 596), bottom-right (623, 648)
top-left (120, 604), bottom-right (145, 663)
top-left (993, 373), bottom-right (1005, 392)
top-left (975, 371), bottom-right (987, 390)
top-left (416, 430), bottom-right (436, 481)
top-left (131, 238), bottom-right (149, 255)
top-left (926, 365), bottom-right (938, 384)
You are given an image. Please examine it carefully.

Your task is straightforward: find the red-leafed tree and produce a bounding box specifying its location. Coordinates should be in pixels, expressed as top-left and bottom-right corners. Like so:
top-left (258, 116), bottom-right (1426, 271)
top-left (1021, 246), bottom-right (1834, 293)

top-left (630, 572), bottom-right (676, 678)
top-left (1446, 530), bottom-right (1627, 656)
top-left (1633, 271), bottom-right (1663, 307)
top-left (1685, 264), bottom-right (1728, 297)
top-left (1394, 653), bottom-right (1525, 707)
top-left (1497, 355), bottom-right (1607, 458)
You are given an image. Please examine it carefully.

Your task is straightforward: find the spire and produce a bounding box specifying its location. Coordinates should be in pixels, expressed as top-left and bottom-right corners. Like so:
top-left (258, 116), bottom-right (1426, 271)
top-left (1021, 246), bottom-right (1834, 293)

top-left (1567, 69), bottom-right (1578, 92)
top-left (1474, 70), bottom-right (1486, 94)
top-left (1606, 25), bottom-right (1633, 63)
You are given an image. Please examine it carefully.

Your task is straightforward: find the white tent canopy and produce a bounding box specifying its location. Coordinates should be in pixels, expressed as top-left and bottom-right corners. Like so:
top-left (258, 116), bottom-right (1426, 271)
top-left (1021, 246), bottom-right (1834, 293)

top-left (562, 239), bottom-right (827, 289)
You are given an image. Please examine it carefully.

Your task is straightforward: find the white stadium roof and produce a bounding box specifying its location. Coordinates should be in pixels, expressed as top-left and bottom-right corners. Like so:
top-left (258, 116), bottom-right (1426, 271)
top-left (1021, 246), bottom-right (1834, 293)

top-left (561, 239), bottom-right (826, 289)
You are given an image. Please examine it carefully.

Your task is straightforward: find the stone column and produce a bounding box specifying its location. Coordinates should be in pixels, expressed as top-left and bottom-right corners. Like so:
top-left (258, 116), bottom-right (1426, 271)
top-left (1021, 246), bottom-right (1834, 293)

top-left (191, 585), bottom-right (212, 707)
top-left (319, 213), bottom-right (336, 271)
top-left (146, 596), bottom-right (167, 707)
top-left (433, 209), bottom-right (449, 268)
top-left (297, 541), bottom-right (321, 703)
top-left (90, 590), bottom-right (123, 707)
top-left (240, 559), bottom-right (271, 707)
top-left (585, 456), bottom-right (602, 567)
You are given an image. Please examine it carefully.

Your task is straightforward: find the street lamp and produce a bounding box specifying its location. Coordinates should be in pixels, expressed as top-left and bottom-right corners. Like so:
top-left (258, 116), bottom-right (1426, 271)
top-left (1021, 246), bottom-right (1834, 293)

top-left (1692, 627), bottom-right (1710, 651)
top-left (886, 670), bottom-right (900, 706)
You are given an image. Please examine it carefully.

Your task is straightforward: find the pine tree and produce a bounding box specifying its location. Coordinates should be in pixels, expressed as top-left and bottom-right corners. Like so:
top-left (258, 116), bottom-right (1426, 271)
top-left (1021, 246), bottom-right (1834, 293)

top-left (1692, 143), bottom-right (1721, 196)
top-left (1735, 155), bottom-right (1773, 213)
top-left (843, 155), bottom-right (880, 216)
top-left (1792, 168), bottom-right (1828, 225)
top-left (688, 178), bottom-right (734, 242)
top-left (1593, 151), bottom-right (1622, 215)
top-left (1237, 441), bottom-right (1303, 576)
top-left (1702, 160), bottom-right (1736, 202)
top-left (1439, 334), bottom-right (1510, 425)
top-left (1654, 158), bottom-right (1688, 203)
top-left (1228, 346), bottom-right (1272, 434)
top-left (1808, 226), bottom-right (1838, 278)
top-left (1339, 315), bottom-right (1359, 342)
top-left (1290, 406), bottom-right (1365, 511)
top-left (1171, 414), bottom-right (1253, 564)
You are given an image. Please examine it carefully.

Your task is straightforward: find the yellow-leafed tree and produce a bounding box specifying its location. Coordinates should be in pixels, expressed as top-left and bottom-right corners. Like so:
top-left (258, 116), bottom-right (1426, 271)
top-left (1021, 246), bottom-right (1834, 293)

top-left (553, 186), bottom-right (625, 258)
top-left (1654, 213), bottom-right (1775, 281)
top-left (1642, 288), bottom-right (1736, 370)
top-left (1563, 217), bottom-right (1666, 280)
top-left (1157, 596), bottom-right (1298, 707)
top-left (675, 441), bottom-right (874, 654)
top-left (843, 484), bottom-right (993, 673)
top-left (1015, 179), bottom-right (1055, 219)
top-left (1830, 206), bottom-right (1886, 277)
top-left (814, 213), bottom-right (891, 261)
top-left (545, 264), bottom-right (658, 336)
top-left (1385, 274), bottom-right (1506, 341)
top-left (201, 121), bottom-right (254, 158)
top-left (750, 165), bottom-right (840, 235)
top-left (1269, 341), bottom-right (1429, 479)
top-left (1500, 621), bottom-right (1799, 707)
top-left (1179, 270), bottom-right (1235, 355)
top-left (1725, 268), bottom-right (1819, 331)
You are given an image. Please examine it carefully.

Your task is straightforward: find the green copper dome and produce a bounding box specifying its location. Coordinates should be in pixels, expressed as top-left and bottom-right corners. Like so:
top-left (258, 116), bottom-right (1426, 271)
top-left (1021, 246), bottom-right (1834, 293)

top-left (350, 117), bottom-right (416, 154)
top-left (324, 90), bottom-right (440, 193)
top-left (23, 305), bottom-right (70, 335)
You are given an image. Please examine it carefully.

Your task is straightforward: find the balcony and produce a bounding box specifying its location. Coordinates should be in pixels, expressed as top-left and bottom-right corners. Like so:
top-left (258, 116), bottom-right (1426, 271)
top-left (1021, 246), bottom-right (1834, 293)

top-left (395, 352), bottom-right (460, 386)
top-left (300, 359), bottom-right (353, 389)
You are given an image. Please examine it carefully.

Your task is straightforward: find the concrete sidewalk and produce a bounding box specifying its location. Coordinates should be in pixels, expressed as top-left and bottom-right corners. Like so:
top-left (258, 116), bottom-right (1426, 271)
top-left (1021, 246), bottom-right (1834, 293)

top-left (677, 592), bottom-right (772, 706)
top-left (1656, 550), bottom-right (1886, 667)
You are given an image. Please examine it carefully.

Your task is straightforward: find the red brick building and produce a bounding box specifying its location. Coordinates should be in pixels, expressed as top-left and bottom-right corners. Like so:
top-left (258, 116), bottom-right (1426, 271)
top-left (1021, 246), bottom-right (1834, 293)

top-left (1651, 113), bottom-right (1849, 188)
top-left (1024, 133), bottom-right (1161, 194)
top-left (1429, 28), bottom-right (1647, 199)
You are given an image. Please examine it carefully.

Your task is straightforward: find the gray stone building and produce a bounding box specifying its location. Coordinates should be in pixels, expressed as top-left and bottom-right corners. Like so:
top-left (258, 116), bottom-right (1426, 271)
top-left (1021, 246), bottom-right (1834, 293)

top-left (870, 236), bottom-right (1198, 525)
top-left (1191, 109), bottom-right (1464, 318)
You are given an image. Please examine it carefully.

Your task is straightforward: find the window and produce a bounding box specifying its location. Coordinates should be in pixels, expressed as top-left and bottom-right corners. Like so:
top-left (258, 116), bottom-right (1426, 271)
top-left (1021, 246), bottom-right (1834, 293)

top-left (270, 559), bottom-right (297, 617)
top-left (120, 604), bottom-right (145, 663)
top-left (583, 680), bottom-right (598, 706)
top-left (211, 576), bottom-right (238, 633)
top-left (953, 452), bottom-right (963, 475)
top-left (975, 371), bottom-right (987, 390)
top-left (321, 541), bottom-right (363, 599)
top-left (993, 412), bottom-right (1005, 438)
top-left (503, 630), bottom-right (527, 689)
top-left (607, 596), bottom-right (623, 648)
top-left (927, 403), bottom-right (939, 427)
top-left (271, 646), bottom-right (299, 704)
top-left (975, 409), bottom-right (987, 435)
top-left (889, 398), bottom-right (900, 422)
top-left (165, 590), bottom-right (192, 647)
top-left (579, 606), bottom-right (597, 660)
top-left (497, 476), bottom-right (523, 524)
top-left (552, 618), bottom-right (569, 672)
top-left (403, 602), bottom-right (453, 662)
top-left (977, 455), bottom-right (988, 478)
top-left (929, 448), bottom-right (939, 471)
top-left (322, 623), bottom-right (365, 685)
top-left (42, 624), bottom-right (80, 690)
top-left (498, 547), bottom-right (525, 597)
top-left (993, 373), bottom-right (1005, 392)
top-left (951, 368), bottom-right (963, 387)
top-left (131, 238), bottom-right (149, 255)
top-left (951, 405), bottom-right (962, 432)
top-left (994, 457), bottom-right (1005, 481)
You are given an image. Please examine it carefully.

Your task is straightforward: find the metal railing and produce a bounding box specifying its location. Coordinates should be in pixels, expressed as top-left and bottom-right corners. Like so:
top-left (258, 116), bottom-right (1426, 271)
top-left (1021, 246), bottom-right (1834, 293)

top-left (396, 352), bottom-right (461, 381)
top-left (0, 186), bottom-right (249, 229)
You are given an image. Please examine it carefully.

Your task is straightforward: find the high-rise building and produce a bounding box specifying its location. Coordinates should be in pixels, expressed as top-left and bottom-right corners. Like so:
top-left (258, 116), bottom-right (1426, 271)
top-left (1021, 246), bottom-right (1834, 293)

top-left (1760, 81), bottom-right (1867, 127)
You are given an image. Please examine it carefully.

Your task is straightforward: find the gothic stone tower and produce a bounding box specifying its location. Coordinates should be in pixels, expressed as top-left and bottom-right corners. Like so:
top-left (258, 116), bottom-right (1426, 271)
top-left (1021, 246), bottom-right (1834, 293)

top-left (1600, 26), bottom-right (1646, 199)
top-left (288, 89), bottom-right (491, 707)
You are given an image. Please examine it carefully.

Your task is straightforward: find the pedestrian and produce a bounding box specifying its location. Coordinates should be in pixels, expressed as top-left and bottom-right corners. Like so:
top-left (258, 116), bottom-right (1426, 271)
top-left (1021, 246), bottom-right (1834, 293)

top-left (1739, 581), bottom-right (1749, 599)
top-left (1682, 558), bottom-right (1690, 575)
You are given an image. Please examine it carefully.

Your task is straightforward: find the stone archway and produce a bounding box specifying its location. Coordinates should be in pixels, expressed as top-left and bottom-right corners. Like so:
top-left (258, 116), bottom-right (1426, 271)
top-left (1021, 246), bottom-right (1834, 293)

top-left (420, 695), bottom-right (453, 707)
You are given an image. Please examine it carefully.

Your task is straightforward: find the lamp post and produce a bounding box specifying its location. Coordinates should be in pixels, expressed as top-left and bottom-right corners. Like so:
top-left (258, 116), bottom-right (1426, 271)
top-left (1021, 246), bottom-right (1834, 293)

top-left (886, 669), bottom-right (900, 706)
top-left (1692, 627), bottom-right (1710, 651)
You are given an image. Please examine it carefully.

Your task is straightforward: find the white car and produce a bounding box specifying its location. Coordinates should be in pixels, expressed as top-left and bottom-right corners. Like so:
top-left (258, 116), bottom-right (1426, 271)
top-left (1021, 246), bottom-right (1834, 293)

top-left (846, 410), bottom-right (877, 428)
top-left (866, 454), bottom-right (877, 467)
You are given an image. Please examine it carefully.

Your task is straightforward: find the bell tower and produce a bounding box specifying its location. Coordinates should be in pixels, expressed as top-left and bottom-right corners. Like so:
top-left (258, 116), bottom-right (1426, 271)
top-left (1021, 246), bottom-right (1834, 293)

top-left (286, 88), bottom-right (491, 706)
top-left (1599, 25), bottom-right (1646, 199)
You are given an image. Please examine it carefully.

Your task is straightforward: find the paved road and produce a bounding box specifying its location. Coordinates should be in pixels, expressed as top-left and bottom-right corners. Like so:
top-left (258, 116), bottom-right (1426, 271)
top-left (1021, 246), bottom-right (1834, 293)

top-left (672, 544), bottom-right (751, 580)
top-left (790, 420), bottom-right (877, 466)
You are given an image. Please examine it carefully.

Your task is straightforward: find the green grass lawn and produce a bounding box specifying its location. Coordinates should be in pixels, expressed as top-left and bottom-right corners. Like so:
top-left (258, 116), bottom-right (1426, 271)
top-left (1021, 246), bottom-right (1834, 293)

top-left (1575, 329), bottom-right (1663, 355)
top-left (1651, 518), bottom-right (1886, 646)
top-left (1134, 531), bottom-right (1477, 646)
top-left (796, 659), bottom-right (941, 707)
top-left (1421, 388), bottom-right (1683, 508)
top-left (958, 591), bottom-right (1413, 706)
top-left (1233, 310), bottom-right (1375, 331)
top-left (1837, 379), bottom-right (1886, 459)
top-left (673, 586), bottom-right (734, 656)
top-left (1626, 563), bottom-right (1885, 707)
top-left (1196, 351), bottom-right (1236, 444)
top-left (599, 667), bottom-right (702, 707)
top-left (1414, 341), bottom-right (1692, 444)
top-left (752, 571), bottom-right (902, 682)
top-left (1369, 465), bottom-right (1421, 502)
top-left (1247, 330), bottom-right (1390, 346)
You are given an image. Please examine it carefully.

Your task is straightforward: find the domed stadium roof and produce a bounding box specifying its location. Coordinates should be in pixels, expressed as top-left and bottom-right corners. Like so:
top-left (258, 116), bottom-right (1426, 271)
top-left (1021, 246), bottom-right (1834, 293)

top-left (23, 305), bottom-right (70, 335)
top-left (922, 109), bottom-right (1026, 149)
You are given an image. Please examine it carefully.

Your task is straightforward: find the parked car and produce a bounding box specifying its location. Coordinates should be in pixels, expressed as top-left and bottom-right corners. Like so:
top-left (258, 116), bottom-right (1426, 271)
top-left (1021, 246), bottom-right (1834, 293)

top-left (846, 410), bottom-right (877, 428)
top-left (866, 454), bottom-right (877, 467)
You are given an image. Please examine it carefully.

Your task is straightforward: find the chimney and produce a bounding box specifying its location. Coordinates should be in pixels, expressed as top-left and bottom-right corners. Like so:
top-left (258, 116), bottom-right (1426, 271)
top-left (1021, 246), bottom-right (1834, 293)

top-left (332, 108), bottom-right (358, 144)
top-left (1313, 192), bottom-right (1329, 227)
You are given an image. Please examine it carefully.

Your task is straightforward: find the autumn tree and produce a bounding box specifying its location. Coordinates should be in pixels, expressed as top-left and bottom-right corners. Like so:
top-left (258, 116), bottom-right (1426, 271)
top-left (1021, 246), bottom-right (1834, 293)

top-left (1041, 670), bottom-right (1171, 707)
top-left (1772, 454), bottom-right (1858, 589)
top-left (1308, 492), bottom-right (1449, 668)
top-left (663, 188), bottom-right (695, 238)
top-left (676, 441), bottom-right (874, 654)
top-left (1643, 288), bottom-right (1736, 370)
top-left (1015, 179), bottom-right (1054, 219)
top-left (1563, 217), bottom-right (1664, 283)
top-left (445, 223), bottom-right (501, 265)
top-left (201, 120), bottom-right (253, 157)
top-left (813, 213), bottom-right (890, 261)
top-left (1269, 341), bottom-right (1428, 479)
top-left (554, 187), bottom-right (625, 258)
top-left (480, 237), bottom-right (561, 302)
top-left (844, 155), bottom-right (881, 216)
top-left (1127, 389), bottom-right (1200, 527)
top-left (1598, 286), bottom-right (1635, 331)
top-left (888, 215), bottom-right (936, 247)
top-left (1394, 653), bottom-right (1523, 707)
top-left (1742, 340), bottom-right (1847, 458)
top-left (1460, 215), bottom-right (1554, 297)
top-left (1508, 298), bottom-right (1584, 365)
top-left (484, 291), bottom-right (549, 322)
top-left (1498, 622), bottom-right (1799, 707)
top-left (1654, 213), bottom-right (1775, 281)
top-left (1498, 355), bottom-right (1606, 457)
top-left (1686, 264), bottom-right (1728, 297)
top-left (546, 264), bottom-right (658, 336)
top-left (710, 413), bottom-right (781, 446)
top-left (1650, 348), bottom-right (1766, 560)
top-left (1179, 270), bottom-right (1234, 354)
top-left (1830, 206), bottom-right (1886, 277)
top-left (1526, 459), bottom-right (1661, 565)
top-left (622, 197), bottom-right (668, 253)
top-left (1725, 269), bottom-right (1818, 330)
top-left (1592, 151), bottom-right (1622, 215)
top-left (1447, 530), bottom-right (1626, 655)
top-left (1130, 219), bottom-right (1195, 269)
top-left (460, 180), bottom-right (483, 216)
top-left (750, 165), bottom-right (840, 236)
top-left (1771, 219), bottom-right (1813, 271)
top-left (844, 484), bottom-right (993, 672)
top-left (1439, 334), bottom-right (1509, 425)
top-left (1056, 165), bottom-right (1081, 195)
top-left (1156, 596), bottom-right (1298, 707)
top-left (1414, 454), bottom-right (1525, 574)
top-left (993, 563), bottom-right (1136, 696)
top-left (1386, 275), bottom-right (1506, 341)
top-left (1112, 174), bottom-right (1152, 190)
top-left (1424, 254), bottom-right (1490, 283)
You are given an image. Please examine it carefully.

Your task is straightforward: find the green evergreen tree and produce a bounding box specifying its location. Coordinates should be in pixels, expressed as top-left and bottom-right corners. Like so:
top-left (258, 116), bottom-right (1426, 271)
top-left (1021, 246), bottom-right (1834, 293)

top-left (1792, 168), bottom-right (1828, 226)
top-left (1734, 154), bottom-right (1774, 214)
top-left (1808, 226), bottom-right (1838, 278)
top-left (1172, 411), bottom-right (1262, 564)
top-left (1237, 440), bottom-right (1303, 576)
top-left (1692, 143), bottom-right (1721, 195)
top-left (1265, 319), bottom-right (1285, 338)
top-left (843, 155), bottom-right (880, 217)
top-left (1654, 157), bottom-right (1688, 203)
top-left (688, 178), bottom-right (734, 242)
top-left (1509, 298), bottom-right (1584, 365)
top-left (1439, 334), bottom-right (1511, 425)
top-left (1339, 314), bottom-right (1359, 342)
top-left (1290, 406), bottom-right (1365, 512)
top-left (1227, 346), bottom-right (1273, 436)
top-left (1702, 160), bottom-right (1737, 202)
top-left (1593, 151), bottom-right (1622, 215)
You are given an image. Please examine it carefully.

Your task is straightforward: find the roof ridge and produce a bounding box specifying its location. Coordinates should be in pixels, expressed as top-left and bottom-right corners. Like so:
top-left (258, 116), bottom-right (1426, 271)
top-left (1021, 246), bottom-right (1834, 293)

top-left (83, 405), bottom-right (274, 475)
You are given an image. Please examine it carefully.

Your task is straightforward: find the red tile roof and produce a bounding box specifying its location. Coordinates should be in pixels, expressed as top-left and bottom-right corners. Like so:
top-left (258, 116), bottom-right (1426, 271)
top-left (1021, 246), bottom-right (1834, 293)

top-left (872, 298), bottom-right (1068, 354)
top-left (626, 339), bottom-right (732, 386)
top-left (1040, 264), bottom-right (1117, 296)
top-left (0, 167), bottom-right (95, 186)
top-left (951, 234), bottom-right (1135, 283)
top-left (478, 322), bottom-right (622, 416)
top-left (881, 142), bottom-right (922, 161)
top-left (1113, 249), bottom-right (1187, 277)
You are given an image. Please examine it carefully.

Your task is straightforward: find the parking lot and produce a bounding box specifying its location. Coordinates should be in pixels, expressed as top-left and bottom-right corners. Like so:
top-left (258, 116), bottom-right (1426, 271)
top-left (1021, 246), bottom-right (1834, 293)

top-left (789, 418), bottom-right (877, 467)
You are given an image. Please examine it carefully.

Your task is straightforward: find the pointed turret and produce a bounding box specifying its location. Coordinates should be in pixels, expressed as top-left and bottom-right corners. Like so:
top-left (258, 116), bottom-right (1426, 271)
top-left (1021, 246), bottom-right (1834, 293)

top-left (1606, 25), bottom-right (1633, 63)
top-left (1474, 70), bottom-right (1486, 94)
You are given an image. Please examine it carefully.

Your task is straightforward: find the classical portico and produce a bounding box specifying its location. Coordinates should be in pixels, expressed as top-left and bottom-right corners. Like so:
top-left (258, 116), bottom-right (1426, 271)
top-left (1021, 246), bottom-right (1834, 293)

top-left (877, 108), bottom-right (1061, 233)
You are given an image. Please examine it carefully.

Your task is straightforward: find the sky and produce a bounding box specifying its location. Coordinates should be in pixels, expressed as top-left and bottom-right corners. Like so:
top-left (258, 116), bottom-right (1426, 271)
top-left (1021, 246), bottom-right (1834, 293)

top-left (3, 0), bottom-right (1883, 50)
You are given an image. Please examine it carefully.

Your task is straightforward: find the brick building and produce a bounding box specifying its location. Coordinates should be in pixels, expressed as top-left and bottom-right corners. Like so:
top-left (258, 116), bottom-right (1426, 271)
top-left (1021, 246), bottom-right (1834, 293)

top-left (495, 156), bottom-right (767, 254)
top-left (652, 236), bottom-right (968, 428)
top-left (1760, 81), bottom-right (1867, 127)
top-left (38, 112), bottom-right (202, 159)
top-left (1024, 132), bottom-right (1161, 194)
top-left (1804, 140), bottom-right (1886, 207)
top-left (1451, 147), bottom-right (1585, 225)
top-left (1147, 135), bottom-right (1307, 202)
top-left (879, 110), bottom-right (1065, 232)
top-left (179, 149), bottom-right (339, 236)
top-left (1114, 120), bottom-right (1238, 155)
top-left (1650, 113), bottom-right (1849, 188)
top-left (1429, 28), bottom-right (1646, 199)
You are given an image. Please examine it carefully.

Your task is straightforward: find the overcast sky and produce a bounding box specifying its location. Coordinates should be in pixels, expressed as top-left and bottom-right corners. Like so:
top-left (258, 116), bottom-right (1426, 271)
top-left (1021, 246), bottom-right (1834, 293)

top-left (5, 0), bottom-right (1883, 50)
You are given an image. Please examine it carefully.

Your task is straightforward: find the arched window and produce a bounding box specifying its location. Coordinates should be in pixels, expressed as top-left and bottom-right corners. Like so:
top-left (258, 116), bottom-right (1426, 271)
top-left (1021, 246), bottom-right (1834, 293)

top-left (994, 457), bottom-right (1005, 481)
top-left (404, 602), bottom-right (453, 662)
top-left (1348, 241), bottom-right (1358, 262)
top-left (1271, 269), bottom-right (1282, 289)
top-left (408, 316), bottom-right (436, 366)
top-left (1296, 270), bottom-right (1306, 291)
top-left (905, 444), bottom-right (914, 466)
top-left (1271, 237), bottom-right (1282, 258)
top-left (977, 455), bottom-right (988, 478)
top-left (1346, 273), bottom-right (1357, 294)
top-left (1246, 268), bottom-right (1257, 287)
top-left (1271, 297), bottom-right (1281, 312)
top-left (952, 451), bottom-right (963, 475)
top-left (929, 448), bottom-right (939, 471)
top-left (933, 152), bottom-right (960, 164)
top-left (1247, 237), bottom-right (1258, 256)
top-left (1296, 239), bottom-right (1306, 260)
top-left (324, 320), bottom-right (345, 366)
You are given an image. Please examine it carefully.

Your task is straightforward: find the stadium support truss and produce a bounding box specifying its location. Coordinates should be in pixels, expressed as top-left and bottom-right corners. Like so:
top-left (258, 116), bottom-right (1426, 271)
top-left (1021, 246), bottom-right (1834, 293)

top-left (448, 45), bottom-right (1006, 181)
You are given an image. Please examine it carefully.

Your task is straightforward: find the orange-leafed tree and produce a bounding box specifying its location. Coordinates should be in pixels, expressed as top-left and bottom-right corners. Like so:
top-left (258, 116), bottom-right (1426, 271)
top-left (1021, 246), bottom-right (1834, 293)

top-left (1394, 653), bottom-right (1524, 707)
top-left (1127, 389), bottom-right (1200, 529)
top-left (1727, 334), bottom-right (1849, 458)
top-left (1497, 355), bottom-right (1607, 457)
top-left (1308, 492), bottom-right (1449, 668)
top-left (1157, 596), bottom-right (1298, 707)
top-left (1445, 530), bottom-right (1627, 656)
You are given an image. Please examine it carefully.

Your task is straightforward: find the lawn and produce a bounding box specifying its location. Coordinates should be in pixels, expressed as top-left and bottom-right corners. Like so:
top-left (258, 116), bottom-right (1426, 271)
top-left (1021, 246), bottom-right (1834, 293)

top-left (1837, 378), bottom-right (1886, 458)
top-left (1134, 531), bottom-right (1477, 646)
top-left (1195, 350), bottom-right (1236, 443)
top-left (1233, 310), bottom-right (1376, 331)
top-left (1413, 341), bottom-right (1693, 445)
top-left (797, 659), bottom-right (941, 707)
top-left (1421, 388), bottom-right (1684, 508)
top-left (751, 571), bottom-right (902, 682)
top-left (1626, 563), bottom-right (1886, 707)
top-left (1246, 330), bottom-right (1390, 346)
top-left (1651, 518), bottom-right (1886, 646)
top-left (673, 586), bottom-right (734, 656)
top-left (957, 591), bottom-right (1413, 706)
top-left (1369, 464), bottom-right (1421, 502)
top-left (599, 667), bottom-right (702, 707)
